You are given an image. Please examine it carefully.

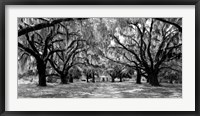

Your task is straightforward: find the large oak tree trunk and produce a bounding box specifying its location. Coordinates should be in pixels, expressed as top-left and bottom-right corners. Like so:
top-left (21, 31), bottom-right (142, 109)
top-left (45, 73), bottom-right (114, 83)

top-left (148, 70), bottom-right (160, 86)
top-left (136, 69), bottom-right (141, 84)
top-left (146, 78), bottom-right (150, 83)
top-left (69, 77), bottom-right (73, 83)
top-left (61, 74), bottom-right (68, 84)
top-left (37, 59), bottom-right (47, 86)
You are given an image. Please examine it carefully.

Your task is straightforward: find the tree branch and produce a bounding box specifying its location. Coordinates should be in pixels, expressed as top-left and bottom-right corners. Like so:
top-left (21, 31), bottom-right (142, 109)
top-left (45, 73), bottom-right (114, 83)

top-left (111, 34), bottom-right (142, 64)
top-left (18, 42), bottom-right (38, 58)
top-left (154, 18), bottom-right (182, 32)
top-left (18, 18), bottom-right (88, 36)
top-left (44, 49), bottom-right (65, 61)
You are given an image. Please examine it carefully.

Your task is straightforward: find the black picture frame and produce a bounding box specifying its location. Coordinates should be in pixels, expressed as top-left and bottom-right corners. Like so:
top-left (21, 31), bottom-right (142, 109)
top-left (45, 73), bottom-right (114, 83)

top-left (0, 0), bottom-right (199, 116)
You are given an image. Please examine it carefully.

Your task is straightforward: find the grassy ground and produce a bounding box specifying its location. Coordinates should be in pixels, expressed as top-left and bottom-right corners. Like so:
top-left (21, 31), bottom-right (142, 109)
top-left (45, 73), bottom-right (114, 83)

top-left (18, 79), bottom-right (182, 98)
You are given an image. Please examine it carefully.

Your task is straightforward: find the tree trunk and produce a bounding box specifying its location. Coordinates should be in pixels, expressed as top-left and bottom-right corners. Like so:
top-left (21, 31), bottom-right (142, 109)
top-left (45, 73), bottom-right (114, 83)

top-left (136, 69), bottom-right (141, 84)
top-left (111, 77), bottom-right (115, 82)
top-left (92, 76), bottom-right (95, 83)
top-left (61, 75), bottom-right (68, 84)
top-left (86, 76), bottom-right (89, 83)
top-left (119, 77), bottom-right (122, 82)
top-left (69, 77), bottom-right (73, 83)
top-left (146, 77), bottom-right (150, 83)
top-left (159, 78), bottom-right (162, 83)
top-left (148, 71), bottom-right (160, 86)
top-left (37, 59), bottom-right (46, 86)
top-left (169, 78), bottom-right (173, 84)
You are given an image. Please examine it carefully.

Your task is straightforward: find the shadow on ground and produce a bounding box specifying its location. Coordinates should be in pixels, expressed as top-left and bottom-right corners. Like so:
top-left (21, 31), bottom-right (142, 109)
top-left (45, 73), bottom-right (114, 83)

top-left (18, 80), bottom-right (182, 98)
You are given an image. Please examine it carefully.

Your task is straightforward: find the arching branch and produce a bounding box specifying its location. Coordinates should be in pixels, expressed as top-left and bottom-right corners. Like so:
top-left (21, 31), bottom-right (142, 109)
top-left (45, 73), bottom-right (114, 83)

top-left (18, 18), bottom-right (88, 36)
top-left (154, 18), bottom-right (182, 32)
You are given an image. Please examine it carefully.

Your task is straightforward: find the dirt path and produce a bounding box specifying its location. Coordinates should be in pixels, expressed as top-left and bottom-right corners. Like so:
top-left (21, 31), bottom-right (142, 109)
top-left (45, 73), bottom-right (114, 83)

top-left (89, 83), bottom-right (123, 98)
top-left (18, 81), bottom-right (182, 98)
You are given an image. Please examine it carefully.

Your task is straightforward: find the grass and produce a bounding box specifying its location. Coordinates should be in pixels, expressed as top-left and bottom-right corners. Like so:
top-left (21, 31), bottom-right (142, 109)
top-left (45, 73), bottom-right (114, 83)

top-left (18, 79), bottom-right (182, 98)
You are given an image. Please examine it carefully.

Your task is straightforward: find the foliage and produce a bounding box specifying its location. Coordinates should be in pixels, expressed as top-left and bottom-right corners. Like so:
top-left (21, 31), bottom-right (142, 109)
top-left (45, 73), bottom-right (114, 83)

top-left (101, 18), bottom-right (182, 86)
top-left (18, 18), bottom-right (182, 87)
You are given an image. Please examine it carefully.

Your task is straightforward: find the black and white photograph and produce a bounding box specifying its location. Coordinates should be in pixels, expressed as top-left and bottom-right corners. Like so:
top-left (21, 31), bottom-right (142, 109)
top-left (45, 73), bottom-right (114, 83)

top-left (18, 18), bottom-right (182, 98)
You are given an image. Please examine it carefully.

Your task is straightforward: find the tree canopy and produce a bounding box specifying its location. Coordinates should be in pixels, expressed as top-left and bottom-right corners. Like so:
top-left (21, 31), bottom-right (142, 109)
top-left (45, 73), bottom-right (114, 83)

top-left (18, 18), bottom-right (182, 86)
